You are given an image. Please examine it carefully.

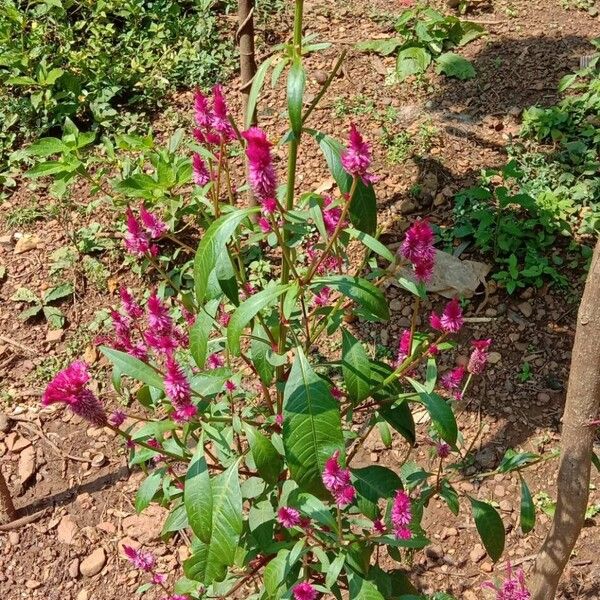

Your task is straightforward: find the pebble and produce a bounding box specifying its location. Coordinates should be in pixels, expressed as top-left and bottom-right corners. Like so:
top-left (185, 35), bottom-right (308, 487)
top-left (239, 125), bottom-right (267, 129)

top-left (25, 579), bottom-right (42, 589)
top-left (0, 413), bottom-right (10, 433)
top-left (470, 544), bottom-right (486, 563)
top-left (481, 561), bottom-right (494, 573)
top-left (57, 515), bottom-right (78, 545)
top-left (426, 545), bottom-right (444, 560)
top-left (487, 351), bottom-right (502, 365)
top-left (518, 301), bottom-right (533, 318)
top-left (80, 547), bottom-right (106, 577)
top-left (69, 558), bottom-right (80, 579)
top-left (537, 392), bottom-right (550, 402)
top-left (45, 329), bottom-right (65, 343)
top-left (76, 590), bottom-right (89, 600)
top-left (8, 532), bottom-right (19, 545)
top-left (494, 485), bottom-right (506, 498)
top-left (389, 299), bottom-right (403, 312)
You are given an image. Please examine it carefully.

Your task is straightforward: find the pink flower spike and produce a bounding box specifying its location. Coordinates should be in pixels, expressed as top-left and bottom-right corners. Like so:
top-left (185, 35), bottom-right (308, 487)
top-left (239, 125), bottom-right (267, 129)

top-left (330, 386), bottom-right (343, 400)
top-left (341, 123), bottom-right (376, 185)
top-left (207, 353), bottom-right (224, 369)
top-left (211, 85), bottom-right (235, 140)
top-left (164, 358), bottom-right (192, 407)
top-left (373, 518), bottom-right (386, 534)
top-left (482, 563), bottom-right (530, 600)
top-left (151, 573), bottom-right (167, 585)
top-left (396, 329), bottom-right (411, 365)
top-left (224, 380), bottom-right (236, 393)
top-left (147, 292), bottom-right (173, 332)
top-left (440, 298), bottom-right (463, 333)
top-left (441, 366), bottom-right (465, 391)
top-left (395, 525), bottom-right (412, 540)
top-left (468, 338), bottom-right (492, 374)
top-left (322, 450), bottom-right (351, 493)
top-left (313, 286), bottom-right (331, 308)
top-left (124, 208), bottom-right (151, 257)
top-left (194, 88), bottom-right (212, 128)
top-left (401, 220), bottom-right (436, 282)
top-left (119, 287), bottom-right (143, 320)
top-left (436, 441), bottom-right (451, 459)
top-left (292, 582), bottom-right (318, 600)
top-left (322, 195), bottom-right (344, 235)
top-left (391, 490), bottom-right (412, 540)
top-left (109, 409), bottom-right (127, 427)
top-left (42, 361), bottom-right (106, 426)
top-left (122, 545), bottom-right (156, 572)
top-left (429, 312), bottom-right (443, 331)
top-left (192, 153), bottom-right (211, 186)
top-left (139, 205), bottom-right (167, 239)
top-left (217, 309), bottom-right (231, 327)
top-left (242, 127), bottom-right (277, 201)
top-left (277, 506), bottom-right (301, 528)
top-left (173, 404), bottom-right (197, 423)
top-left (262, 197), bottom-right (277, 214)
top-left (333, 484), bottom-right (356, 508)
top-left (258, 216), bottom-right (271, 233)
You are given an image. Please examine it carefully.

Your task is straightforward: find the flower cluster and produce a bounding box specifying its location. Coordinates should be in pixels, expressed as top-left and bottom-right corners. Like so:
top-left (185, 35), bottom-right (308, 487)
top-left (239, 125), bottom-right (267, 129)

top-left (430, 298), bottom-right (464, 334)
top-left (193, 86), bottom-right (235, 145)
top-left (395, 329), bottom-right (412, 366)
top-left (391, 490), bottom-right (412, 540)
top-left (123, 545), bottom-right (156, 572)
top-left (293, 582), bottom-right (318, 600)
top-left (401, 219), bottom-right (436, 282)
top-left (441, 366), bottom-right (465, 399)
top-left (341, 123), bottom-right (376, 185)
top-left (322, 450), bottom-right (356, 508)
top-left (322, 195), bottom-right (345, 235)
top-left (468, 338), bottom-right (492, 374)
top-left (124, 206), bottom-right (167, 258)
top-left (41, 361), bottom-right (106, 425)
top-left (483, 564), bottom-right (530, 599)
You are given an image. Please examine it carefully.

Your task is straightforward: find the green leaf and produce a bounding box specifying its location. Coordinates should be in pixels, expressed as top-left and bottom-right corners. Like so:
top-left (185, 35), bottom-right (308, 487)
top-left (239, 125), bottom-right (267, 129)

top-left (43, 305), bottom-right (64, 329)
top-left (11, 287), bottom-right (39, 303)
top-left (497, 449), bottom-right (539, 473)
top-left (184, 461), bottom-right (243, 585)
top-left (326, 553), bottom-right (346, 589)
top-left (26, 161), bottom-right (68, 178)
top-left (519, 477), bottom-right (535, 534)
top-left (408, 378), bottom-right (457, 447)
top-left (342, 328), bottom-right (372, 403)
top-left (193, 207), bottom-right (258, 306)
top-left (43, 283), bottom-right (73, 303)
top-left (162, 503), bottom-right (189, 536)
top-left (19, 304), bottom-right (43, 321)
top-left (250, 323), bottom-right (275, 385)
top-left (227, 283), bottom-right (292, 355)
top-left (439, 480), bottom-right (460, 516)
top-left (435, 52), bottom-right (476, 80)
top-left (309, 130), bottom-right (377, 234)
top-left (283, 347), bottom-right (344, 494)
top-left (135, 469), bottom-right (163, 513)
top-left (313, 276), bottom-right (389, 321)
top-left (100, 347), bottom-right (164, 390)
top-left (287, 490), bottom-right (337, 530)
top-left (457, 22), bottom-right (486, 46)
top-left (244, 424), bottom-right (283, 484)
top-left (351, 465), bottom-right (402, 519)
top-left (396, 47), bottom-right (432, 80)
top-left (355, 37), bottom-right (404, 56)
top-left (344, 227), bottom-right (395, 263)
top-left (264, 542), bottom-right (304, 598)
top-left (347, 570), bottom-right (385, 600)
top-left (469, 497), bottom-right (505, 562)
top-left (287, 58), bottom-right (305, 137)
top-left (184, 442), bottom-right (212, 543)
top-left (245, 55), bottom-right (277, 128)
top-left (24, 137), bottom-right (67, 157)
top-left (189, 300), bottom-right (218, 369)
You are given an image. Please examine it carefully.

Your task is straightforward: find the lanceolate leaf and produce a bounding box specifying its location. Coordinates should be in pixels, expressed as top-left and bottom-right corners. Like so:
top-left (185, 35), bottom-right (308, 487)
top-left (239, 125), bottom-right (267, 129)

top-left (519, 476), bottom-right (535, 534)
top-left (344, 227), bottom-right (395, 263)
top-left (227, 283), bottom-right (292, 355)
top-left (351, 465), bottom-right (402, 519)
top-left (283, 347), bottom-right (344, 495)
top-left (189, 300), bottom-right (219, 369)
top-left (312, 276), bottom-right (389, 321)
top-left (100, 347), bottom-right (164, 390)
top-left (245, 54), bottom-right (277, 129)
top-left (184, 461), bottom-right (243, 585)
top-left (193, 207), bottom-right (258, 306)
top-left (287, 58), bottom-right (305, 137)
top-left (469, 497), bottom-right (505, 562)
top-left (263, 541), bottom-right (305, 598)
top-left (244, 424), bottom-right (283, 484)
top-left (184, 442), bottom-right (212, 543)
top-left (250, 323), bottom-right (275, 385)
top-left (342, 328), bottom-right (371, 403)
top-left (135, 469), bottom-right (164, 513)
top-left (308, 129), bottom-right (377, 234)
top-left (346, 569), bottom-right (386, 600)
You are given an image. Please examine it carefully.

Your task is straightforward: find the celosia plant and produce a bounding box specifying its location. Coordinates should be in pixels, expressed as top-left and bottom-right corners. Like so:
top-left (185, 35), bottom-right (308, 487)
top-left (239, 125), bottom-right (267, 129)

top-left (38, 3), bottom-right (541, 599)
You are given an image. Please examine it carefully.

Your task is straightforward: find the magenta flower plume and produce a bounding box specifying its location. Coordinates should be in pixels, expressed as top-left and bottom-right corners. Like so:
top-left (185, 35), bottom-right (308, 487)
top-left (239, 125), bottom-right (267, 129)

top-left (139, 205), bottom-right (167, 239)
top-left (430, 298), bottom-right (463, 334)
top-left (207, 352), bottom-right (224, 369)
top-left (313, 286), bottom-right (331, 308)
top-left (436, 441), bottom-right (451, 459)
top-left (333, 484), bottom-right (356, 508)
top-left (292, 582), bottom-right (318, 600)
top-left (124, 208), bottom-right (151, 257)
top-left (373, 518), bottom-right (386, 534)
top-left (391, 490), bottom-right (412, 540)
top-left (123, 545), bottom-right (156, 572)
top-left (147, 292), bottom-right (173, 332)
top-left (262, 197), bottom-right (277, 214)
top-left (277, 506), bottom-right (301, 528)
top-left (396, 329), bottom-right (412, 365)
top-left (119, 287), bottom-right (143, 320)
top-left (322, 196), bottom-right (344, 235)
top-left (322, 450), bottom-right (356, 508)
top-left (211, 85), bottom-right (235, 140)
top-left (482, 563), bottom-right (530, 600)
top-left (109, 409), bottom-right (127, 427)
top-left (341, 123), bottom-right (375, 184)
top-left (468, 338), bottom-right (492, 374)
top-left (42, 361), bottom-right (106, 425)
top-left (401, 219), bottom-right (436, 282)
top-left (441, 366), bottom-right (465, 391)
top-left (258, 216), bottom-right (271, 233)
top-left (164, 358), bottom-right (196, 422)
top-left (151, 573), bottom-right (167, 585)
top-left (192, 153), bottom-right (211, 186)
top-left (242, 126), bottom-right (277, 201)
top-left (194, 88), bottom-right (212, 128)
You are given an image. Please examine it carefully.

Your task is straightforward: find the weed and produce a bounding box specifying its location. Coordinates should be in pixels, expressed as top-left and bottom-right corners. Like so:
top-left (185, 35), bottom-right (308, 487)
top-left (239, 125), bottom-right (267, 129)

top-left (518, 362), bottom-right (532, 383)
top-left (5, 203), bottom-right (46, 227)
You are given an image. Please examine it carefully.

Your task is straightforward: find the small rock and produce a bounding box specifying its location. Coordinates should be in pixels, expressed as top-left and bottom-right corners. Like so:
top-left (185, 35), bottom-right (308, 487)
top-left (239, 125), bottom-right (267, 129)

top-left (57, 515), bottom-right (78, 545)
top-left (14, 234), bottom-right (40, 255)
top-left (518, 301), bottom-right (533, 318)
top-left (389, 299), bottom-right (403, 312)
top-left (76, 590), bottom-right (89, 600)
top-left (91, 453), bottom-right (106, 468)
top-left (25, 580), bottom-right (42, 590)
top-left (537, 392), bottom-right (550, 402)
top-left (313, 70), bottom-right (328, 84)
top-left (0, 413), bottom-right (10, 433)
top-left (45, 329), bottom-right (65, 343)
top-left (481, 561), bottom-right (494, 573)
top-left (18, 445), bottom-right (36, 484)
top-left (475, 446), bottom-right (496, 468)
top-left (122, 506), bottom-right (167, 543)
top-left (178, 546), bottom-right (190, 563)
top-left (470, 544), bottom-right (486, 564)
top-left (0, 235), bottom-right (12, 245)
top-left (97, 521), bottom-right (116, 534)
top-left (80, 547), bottom-right (106, 577)
top-left (6, 433), bottom-right (30, 452)
top-left (370, 452), bottom-right (379, 463)
top-left (69, 558), bottom-right (80, 579)
top-left (426, 545), bottom-right (444, 560)
top-left (494, 485), bottom-right (506, 498)
top-left (8, 532), bottom-right (19, 545)
top-left (499, 500), bottom-right (513, 512)
top-left (487, 351), bottom-right (502, 365)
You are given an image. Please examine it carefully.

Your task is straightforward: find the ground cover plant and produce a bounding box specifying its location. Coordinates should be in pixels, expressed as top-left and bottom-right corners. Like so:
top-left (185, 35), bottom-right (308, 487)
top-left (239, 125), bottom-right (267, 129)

top-left (26, 3), bottom-right (553, 598)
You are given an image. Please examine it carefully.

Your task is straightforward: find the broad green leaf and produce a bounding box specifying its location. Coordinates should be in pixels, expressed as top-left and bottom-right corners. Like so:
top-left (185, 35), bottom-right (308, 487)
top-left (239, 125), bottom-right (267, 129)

top-left (189, 300), bottom-right (219, 369)
top-left (193, 207), bottom-right (258, 306)
top-left (351, 465), bottom-right (402, 519)
top-left (346, 570), bottom-right (385, 600)
top-left (24, 137), bottom-right (67, 157)
top-left (312, 276), bottom-right (389, 321)
top-left (264, 541), bottom-right (305, 598)
top-left (355, 38), bottom-right (404, 56)
top-left (162, 503), bottom-right (189, 536)
top-left (43, 306), bottom-right (65, 329)
top-left (100, 347), bottom-right (164, 390)
top-left (520, 477), bottom-right (535, 534)
top-left (246, 55), bottom-right (277, 128)
top-left (439, 480), bottom-right (459, 516)
top-left (283, 347), bottom-right (344, 494)
top-left (287, 58), bottom-right (305, 137)
top-left (435, 52), bottom-right (476, 80)
top-left (184, 442), bottom-right (212, 543)
top-left (408, 378), bottom-right (457, 447)
top-left (469, 497), bottom-right (505, 562)
top-left (457, 22), bottom-right (486, 46)
top-left (227, 283), bottom-right (292, 355)
top-left (396, 47), bottom-right (431, 80)
top-left (184, 461), bottom-right (243, 584)
top-left (344, 227), bottom-right (395, 263)
top-left (287, 490), bottom-right (337, 530)
top-left (11, 287), bottom-right (39, 303)
top-left (135, 469), bottom-right (163, 513)
top-left (26, 161), bottom-right (68, 178)
top-left (497, 449), bottom-right (539, 473)
top-left (309, 129), bottom-right (377, 234)
top-left (43, 283), bottom-right (73, 303)
top-left (250, 323), bottom-right (275, 385)
top-left (245, 424), bottom-right (283, 484)
top-left (19, 305), bottom-right (43, 320)
top-left (326, 553), bottom-right (346, 589)
top-left (342, 328), bottom-right (371, 403)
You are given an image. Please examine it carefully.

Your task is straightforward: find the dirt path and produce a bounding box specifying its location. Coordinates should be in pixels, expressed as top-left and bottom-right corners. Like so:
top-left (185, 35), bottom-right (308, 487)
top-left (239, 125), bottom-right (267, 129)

top-left (0, 1), bottom-right (599, 598)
